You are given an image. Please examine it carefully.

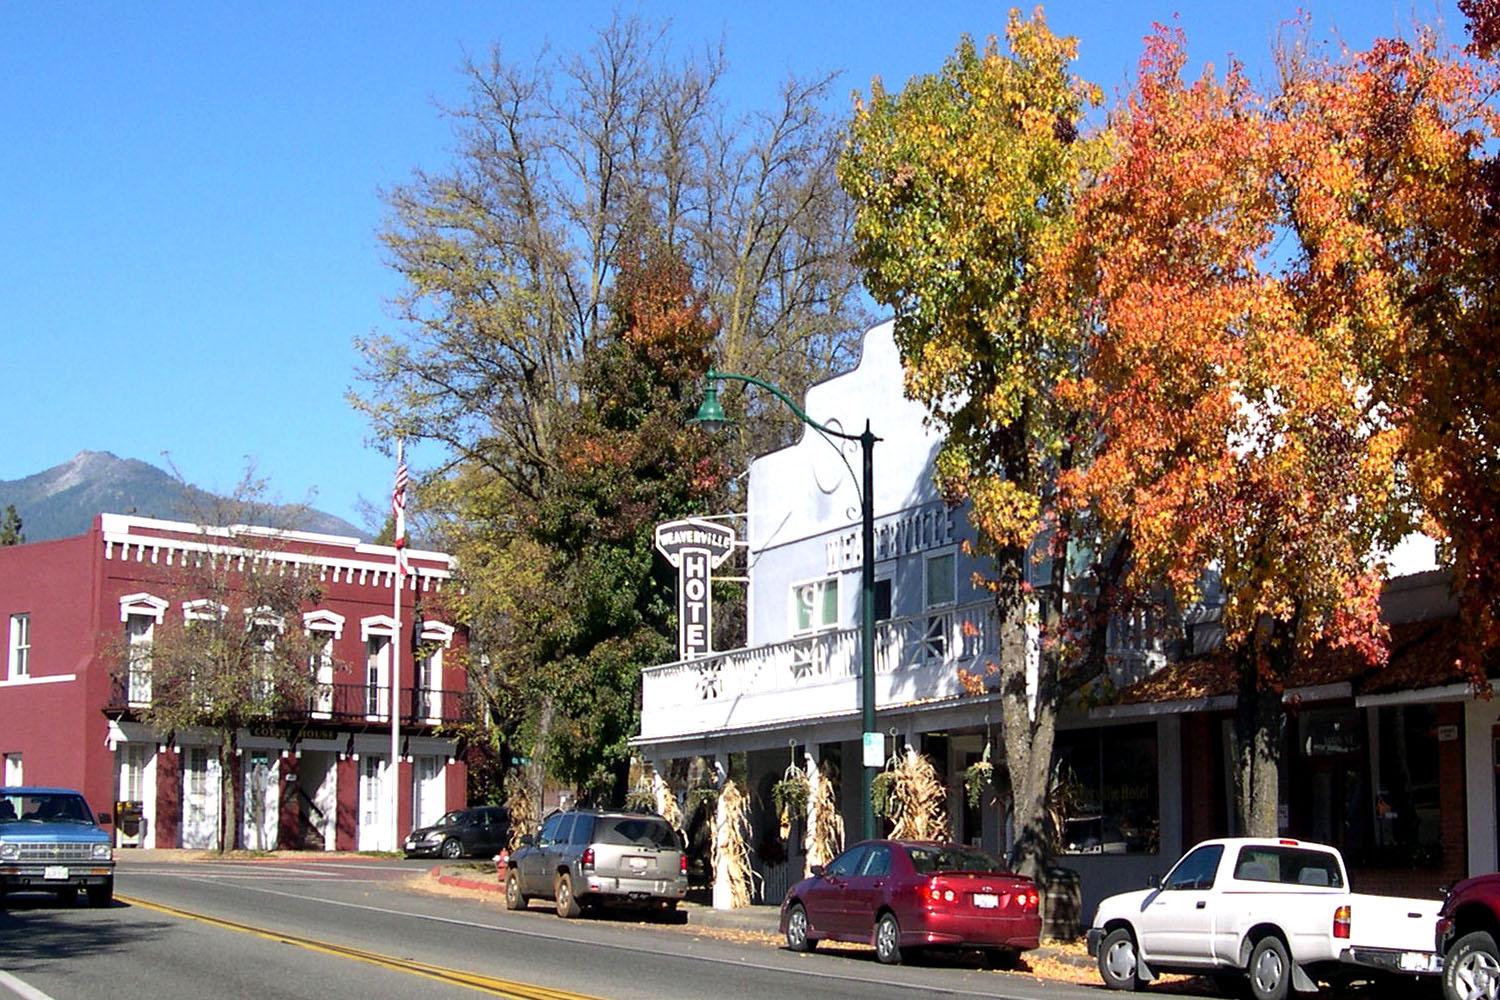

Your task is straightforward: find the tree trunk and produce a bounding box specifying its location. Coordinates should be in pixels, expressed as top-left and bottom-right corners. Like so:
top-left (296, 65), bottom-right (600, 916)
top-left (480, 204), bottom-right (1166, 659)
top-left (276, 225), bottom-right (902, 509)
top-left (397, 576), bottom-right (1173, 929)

top-left (216, 733), bottom-right (236, 854)
top-left (997, 548), bottom-right (1056, 885)
top-left (1232, 615), bottom-right (1290, 837)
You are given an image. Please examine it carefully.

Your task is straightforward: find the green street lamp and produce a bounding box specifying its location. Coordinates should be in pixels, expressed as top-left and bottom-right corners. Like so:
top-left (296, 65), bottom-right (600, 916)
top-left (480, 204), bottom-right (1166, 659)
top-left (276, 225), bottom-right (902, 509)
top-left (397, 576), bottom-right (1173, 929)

top-left (691, 367), bottom-right (881, 842)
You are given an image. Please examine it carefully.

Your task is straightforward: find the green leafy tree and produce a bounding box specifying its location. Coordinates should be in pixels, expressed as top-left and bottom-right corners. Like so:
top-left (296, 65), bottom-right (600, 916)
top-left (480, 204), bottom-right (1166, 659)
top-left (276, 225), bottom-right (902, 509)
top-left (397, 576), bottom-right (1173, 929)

top-left (840, 11), bottom-right (1105, 878)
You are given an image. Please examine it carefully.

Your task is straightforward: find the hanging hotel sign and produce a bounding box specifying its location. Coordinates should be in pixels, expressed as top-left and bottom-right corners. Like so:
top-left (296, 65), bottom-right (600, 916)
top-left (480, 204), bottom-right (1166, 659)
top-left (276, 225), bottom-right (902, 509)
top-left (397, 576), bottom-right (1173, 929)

top-left (654, 518), bottom-right (736, 660)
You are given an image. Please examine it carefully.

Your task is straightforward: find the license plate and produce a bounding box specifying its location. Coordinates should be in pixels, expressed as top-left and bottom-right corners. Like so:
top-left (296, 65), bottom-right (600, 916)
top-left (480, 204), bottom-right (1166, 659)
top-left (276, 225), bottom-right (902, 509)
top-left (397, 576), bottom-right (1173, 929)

top-left (973, 892), bottom-right (999, 908)
top-left (1400, 952), bottom-right (1439, 973)
top-left (43, 866), bottom-right (69, 881)
top-left (629, 857), bottom-right (648, 871)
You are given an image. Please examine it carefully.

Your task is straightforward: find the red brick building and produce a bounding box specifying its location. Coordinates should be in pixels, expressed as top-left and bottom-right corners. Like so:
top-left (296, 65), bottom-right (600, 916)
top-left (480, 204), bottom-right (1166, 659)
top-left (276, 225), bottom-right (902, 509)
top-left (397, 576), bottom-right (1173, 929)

top-left (0, 514), bottom-right (471, 851)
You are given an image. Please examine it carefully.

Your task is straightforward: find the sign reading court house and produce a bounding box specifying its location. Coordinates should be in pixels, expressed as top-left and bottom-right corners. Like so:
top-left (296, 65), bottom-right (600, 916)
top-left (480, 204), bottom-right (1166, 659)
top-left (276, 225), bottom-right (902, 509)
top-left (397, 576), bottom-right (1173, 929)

top-left (654, 518), bottom-right (736, 660)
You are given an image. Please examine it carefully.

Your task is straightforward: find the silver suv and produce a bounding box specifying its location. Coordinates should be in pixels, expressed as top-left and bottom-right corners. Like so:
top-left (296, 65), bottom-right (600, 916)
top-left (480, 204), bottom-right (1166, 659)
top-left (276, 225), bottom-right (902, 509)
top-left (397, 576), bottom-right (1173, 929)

top-left (503, 809), bottom-right (688, 919)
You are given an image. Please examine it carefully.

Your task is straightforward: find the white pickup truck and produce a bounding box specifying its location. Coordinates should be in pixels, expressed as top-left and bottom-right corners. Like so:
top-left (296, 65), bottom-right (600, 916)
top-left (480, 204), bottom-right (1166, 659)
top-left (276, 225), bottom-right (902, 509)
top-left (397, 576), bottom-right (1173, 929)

top-left (1085, 837), bottom-right (1442, 1000)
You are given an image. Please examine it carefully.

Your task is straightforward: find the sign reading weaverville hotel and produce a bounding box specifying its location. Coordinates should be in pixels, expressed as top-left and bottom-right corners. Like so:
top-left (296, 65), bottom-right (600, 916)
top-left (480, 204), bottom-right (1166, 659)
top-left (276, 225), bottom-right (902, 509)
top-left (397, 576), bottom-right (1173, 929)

top-left (654, 518), bottom-right (736, 660)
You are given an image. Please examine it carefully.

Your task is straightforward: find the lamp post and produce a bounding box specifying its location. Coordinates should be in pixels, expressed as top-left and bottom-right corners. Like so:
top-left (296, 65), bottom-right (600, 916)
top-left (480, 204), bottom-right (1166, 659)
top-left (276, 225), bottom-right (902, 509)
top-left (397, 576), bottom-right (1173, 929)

top-left (691, 368), bottom-right (881, 841)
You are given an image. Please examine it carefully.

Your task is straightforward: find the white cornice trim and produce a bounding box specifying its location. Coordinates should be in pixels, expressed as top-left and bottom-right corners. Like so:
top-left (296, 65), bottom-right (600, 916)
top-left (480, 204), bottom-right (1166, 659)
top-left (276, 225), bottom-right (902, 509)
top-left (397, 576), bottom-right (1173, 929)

top-left (303, 610), bottom-right (346, 638)
top-left (119, 592), bottom-right (169, 624)
top-left (361, 615), bottom-right (398, 640)
top-left (419, 621), bottom-right (455, 646)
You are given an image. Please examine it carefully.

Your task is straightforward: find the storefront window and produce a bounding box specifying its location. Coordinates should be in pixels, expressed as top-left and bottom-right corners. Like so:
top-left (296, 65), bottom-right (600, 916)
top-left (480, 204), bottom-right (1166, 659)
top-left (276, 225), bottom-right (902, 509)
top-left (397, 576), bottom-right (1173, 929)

top-left (1372, 705), bottom-right (1442, 864)
top-left (1053, 723), bottom-right (1159, 855)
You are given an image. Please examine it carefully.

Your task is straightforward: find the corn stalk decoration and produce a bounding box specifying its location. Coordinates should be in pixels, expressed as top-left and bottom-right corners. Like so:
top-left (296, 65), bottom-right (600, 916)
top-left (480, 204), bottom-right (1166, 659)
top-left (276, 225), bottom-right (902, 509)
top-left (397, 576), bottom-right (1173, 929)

top-left (885, 746), bottom-right (950, 842)
top-left (804, 758), bottom-right (844, 874)
top-left (652, 768), bottom-right (683, 840)
top-left (712, 779), bottom-right (756, 908)
top-left (504, 774), bottom-right (538, 852)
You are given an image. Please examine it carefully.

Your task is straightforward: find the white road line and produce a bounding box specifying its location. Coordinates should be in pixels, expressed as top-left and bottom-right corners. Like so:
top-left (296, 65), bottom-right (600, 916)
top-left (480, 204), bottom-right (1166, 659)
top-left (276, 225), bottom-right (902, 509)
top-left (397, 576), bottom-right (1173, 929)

top-left (125, 872), bottom-right (389, 882)
top-left (0, 969), bottom-right (60, 1000)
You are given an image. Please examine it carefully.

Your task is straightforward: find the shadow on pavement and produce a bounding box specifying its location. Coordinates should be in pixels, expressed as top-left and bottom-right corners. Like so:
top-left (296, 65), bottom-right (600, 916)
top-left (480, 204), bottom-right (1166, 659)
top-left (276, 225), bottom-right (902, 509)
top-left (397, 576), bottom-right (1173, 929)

top-left (0, 896), bottom-right (169, 972)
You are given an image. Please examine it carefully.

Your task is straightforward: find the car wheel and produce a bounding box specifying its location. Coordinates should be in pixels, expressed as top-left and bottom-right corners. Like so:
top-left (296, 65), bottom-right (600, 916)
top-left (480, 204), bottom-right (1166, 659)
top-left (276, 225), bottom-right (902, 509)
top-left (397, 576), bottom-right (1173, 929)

top-left (1098, 927), bottom-right (1142, 991)
top-left (504, 870), bottom-right (528, 911)
top-left (554, 873), bottom-right (581, 918)
top-left (87, 879), bottom-right (113, 908)
top-left (1445, 931), bottom-right (1500, 1000)
top-left (875, 912), bottom-right (904, 965)
top-left (1247, 936), bottom-right (1291, 1000)
top-left (785, 903), bottom-right (816, 952)
top-left (440, 838), bottom-right (464, 859)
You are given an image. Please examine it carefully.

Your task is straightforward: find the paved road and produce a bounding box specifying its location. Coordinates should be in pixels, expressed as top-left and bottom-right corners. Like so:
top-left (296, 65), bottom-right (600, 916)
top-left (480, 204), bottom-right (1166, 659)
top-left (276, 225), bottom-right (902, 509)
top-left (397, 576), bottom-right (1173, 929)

top-left (0, 856), bottom-right (1196, 1000)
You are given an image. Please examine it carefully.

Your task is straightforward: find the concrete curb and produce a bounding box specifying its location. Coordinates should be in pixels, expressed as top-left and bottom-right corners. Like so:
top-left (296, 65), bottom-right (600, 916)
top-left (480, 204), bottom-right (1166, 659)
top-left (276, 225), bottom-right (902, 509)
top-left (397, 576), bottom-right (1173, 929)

top-left (432, 865), bottom-right (504, 894)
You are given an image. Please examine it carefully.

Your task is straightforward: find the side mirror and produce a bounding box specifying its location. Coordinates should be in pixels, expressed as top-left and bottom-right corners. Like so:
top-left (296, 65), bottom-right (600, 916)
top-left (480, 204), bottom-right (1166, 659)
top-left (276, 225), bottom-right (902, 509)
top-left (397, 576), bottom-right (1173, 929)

top-left (1147, 874), bottom-right (1161, 889)
top-left (519, 834), bottom-right (535, 847)
top-left (810, 865), bottom-right (826, 878)
top-left (97, 813), bottom-right (112, 825)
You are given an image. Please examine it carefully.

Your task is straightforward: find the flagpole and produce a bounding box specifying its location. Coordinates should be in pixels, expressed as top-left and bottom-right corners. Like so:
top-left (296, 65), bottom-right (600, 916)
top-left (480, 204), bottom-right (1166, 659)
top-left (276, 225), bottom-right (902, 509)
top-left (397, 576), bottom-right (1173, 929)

top-left (390, 440), bottom-right (407, 853)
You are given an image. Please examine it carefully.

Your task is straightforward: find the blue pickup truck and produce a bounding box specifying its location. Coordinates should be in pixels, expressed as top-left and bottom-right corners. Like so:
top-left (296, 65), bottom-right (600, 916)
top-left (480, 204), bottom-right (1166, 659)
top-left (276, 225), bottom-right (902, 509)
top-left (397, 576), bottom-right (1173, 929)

top-left (0, 786), bottom-right (115, 907)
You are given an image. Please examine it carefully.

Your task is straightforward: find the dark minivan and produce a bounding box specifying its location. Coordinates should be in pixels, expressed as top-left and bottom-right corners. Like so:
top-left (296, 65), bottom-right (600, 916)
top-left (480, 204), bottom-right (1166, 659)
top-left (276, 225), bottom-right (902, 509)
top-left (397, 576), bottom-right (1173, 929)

top-left (504, 809), bottom-right (688, 918)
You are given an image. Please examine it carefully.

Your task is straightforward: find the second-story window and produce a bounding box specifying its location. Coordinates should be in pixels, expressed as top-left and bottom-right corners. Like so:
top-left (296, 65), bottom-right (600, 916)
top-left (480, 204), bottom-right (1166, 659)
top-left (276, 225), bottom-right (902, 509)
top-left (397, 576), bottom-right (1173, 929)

top-left (309, 633), bottom-right (334, 718)
top-left (8, 613), bottom-right (29, 679)
top-left (125, 614), bottom-right (154, 705)
top-left (793, 578), bottom-right (839, 633)
top-left (365, 637), bottom-right (390, 719)
top-left (923, 550), bottom-right (957, 659)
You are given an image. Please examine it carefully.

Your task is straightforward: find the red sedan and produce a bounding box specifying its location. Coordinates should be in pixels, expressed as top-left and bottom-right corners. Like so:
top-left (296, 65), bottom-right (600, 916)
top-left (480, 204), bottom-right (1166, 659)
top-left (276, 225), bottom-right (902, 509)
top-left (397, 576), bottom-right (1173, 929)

top-left (778, 839), bottom-right (1041, 966)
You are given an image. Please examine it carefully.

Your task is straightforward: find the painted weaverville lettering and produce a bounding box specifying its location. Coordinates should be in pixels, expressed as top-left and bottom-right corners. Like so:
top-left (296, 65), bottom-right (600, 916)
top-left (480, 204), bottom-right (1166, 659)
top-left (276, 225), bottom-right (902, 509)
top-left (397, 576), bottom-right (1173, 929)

top-left (825, 505), bottom-right (956, 572)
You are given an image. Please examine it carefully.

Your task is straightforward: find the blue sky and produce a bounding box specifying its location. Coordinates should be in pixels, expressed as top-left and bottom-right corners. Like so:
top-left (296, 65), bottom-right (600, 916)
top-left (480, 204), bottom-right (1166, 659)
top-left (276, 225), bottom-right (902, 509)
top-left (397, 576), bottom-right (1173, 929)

top-left (2, 0), bottom-right (1464, 532)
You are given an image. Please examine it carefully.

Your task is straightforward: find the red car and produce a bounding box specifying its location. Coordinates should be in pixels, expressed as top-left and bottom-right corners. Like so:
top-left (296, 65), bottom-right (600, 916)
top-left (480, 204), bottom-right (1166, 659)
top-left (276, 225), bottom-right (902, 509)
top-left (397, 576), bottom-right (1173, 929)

top-left (778, 839), bottom-right (1041, 966)
top-left (1436, 872), bottom-right (1500, 1000)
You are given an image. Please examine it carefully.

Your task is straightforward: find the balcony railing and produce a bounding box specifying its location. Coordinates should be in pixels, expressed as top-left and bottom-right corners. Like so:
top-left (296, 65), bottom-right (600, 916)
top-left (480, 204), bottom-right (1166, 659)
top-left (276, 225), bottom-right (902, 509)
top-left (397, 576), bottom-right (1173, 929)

top-left (639, 600), bottom-right (1005, 741)
top-left (107, 676), bottom-right (477, 727)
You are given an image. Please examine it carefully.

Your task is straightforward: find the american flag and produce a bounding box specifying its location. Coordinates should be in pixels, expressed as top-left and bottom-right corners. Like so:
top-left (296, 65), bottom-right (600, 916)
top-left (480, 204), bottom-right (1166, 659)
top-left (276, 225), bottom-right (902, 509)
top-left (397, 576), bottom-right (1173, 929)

top-left (392, 440), bottom-right (410, 577)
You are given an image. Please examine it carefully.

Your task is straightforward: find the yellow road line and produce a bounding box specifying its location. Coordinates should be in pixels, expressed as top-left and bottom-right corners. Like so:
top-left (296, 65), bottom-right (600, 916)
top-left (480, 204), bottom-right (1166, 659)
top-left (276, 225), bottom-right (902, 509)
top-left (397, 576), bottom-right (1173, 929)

top-left (118, 894), bottom-right (599, 1000)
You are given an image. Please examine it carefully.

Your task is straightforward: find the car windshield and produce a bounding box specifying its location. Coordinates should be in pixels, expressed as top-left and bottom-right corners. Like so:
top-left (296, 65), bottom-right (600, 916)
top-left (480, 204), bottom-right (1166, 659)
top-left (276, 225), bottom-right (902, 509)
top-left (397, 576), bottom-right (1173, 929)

top-left (597, 817), bottom-right (676, 849)
top-left (436, 811), bottom-right (465, 827)
top-left (906, 845), bottom-right (1007, 874)
top-left (0, 793), bottom-right (93, 824)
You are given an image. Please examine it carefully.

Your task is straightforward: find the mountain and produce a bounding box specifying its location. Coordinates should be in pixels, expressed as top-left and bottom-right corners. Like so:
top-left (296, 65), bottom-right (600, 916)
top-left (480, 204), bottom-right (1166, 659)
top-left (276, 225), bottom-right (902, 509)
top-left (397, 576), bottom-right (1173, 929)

top-left (0, 451), bottom-right (364, 543)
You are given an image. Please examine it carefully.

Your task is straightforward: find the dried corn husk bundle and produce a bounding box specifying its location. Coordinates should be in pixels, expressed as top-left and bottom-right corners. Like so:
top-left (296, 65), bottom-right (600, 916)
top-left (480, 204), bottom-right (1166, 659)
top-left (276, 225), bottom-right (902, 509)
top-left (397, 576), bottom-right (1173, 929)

top-left (887, 747), bottom-right (950, 842)
top-left (653, 769), bottom-right (683, 839)
top-left (711, 779), bottom-right (755, 908)
top-left (805, 761), bottom-right (843, 874)
top-left (505, 775), bottom-right (538, 851)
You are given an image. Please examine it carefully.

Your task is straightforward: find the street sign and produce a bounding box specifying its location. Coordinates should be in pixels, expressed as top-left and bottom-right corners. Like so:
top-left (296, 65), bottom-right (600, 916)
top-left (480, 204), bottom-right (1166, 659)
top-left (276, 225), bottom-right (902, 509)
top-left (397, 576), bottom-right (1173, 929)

top-left (862, 732), bottom-right (884, 768)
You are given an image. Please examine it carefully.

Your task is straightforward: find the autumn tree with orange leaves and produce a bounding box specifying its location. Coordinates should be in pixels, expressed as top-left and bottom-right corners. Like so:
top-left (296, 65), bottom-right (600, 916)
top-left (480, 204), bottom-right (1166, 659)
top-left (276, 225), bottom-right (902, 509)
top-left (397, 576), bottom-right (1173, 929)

top-left (1050, 20), bottom-right (1499, 835)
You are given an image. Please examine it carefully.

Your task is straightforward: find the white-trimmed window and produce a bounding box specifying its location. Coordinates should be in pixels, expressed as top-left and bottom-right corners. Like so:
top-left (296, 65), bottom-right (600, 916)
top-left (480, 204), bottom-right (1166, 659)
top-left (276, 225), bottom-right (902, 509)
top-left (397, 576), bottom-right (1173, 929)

top-left (365, 637), bottom-right (390, 719)
top-left (416, 621), bottom-right (455, 722)
top-left (304, 611), bottom-right (342, 719)
top-left (792, 577), bottom-right (840, 633)
top-left (8, 613), bottom-right (29, 679)
top-left (923, 549), bottom-right (958, 660)
top-left (125, 614), bottom-right (154, 706)
top-left (924, 549), bottom-right (957, 607)
top-left (361, 616), bottom-right (397, 720)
